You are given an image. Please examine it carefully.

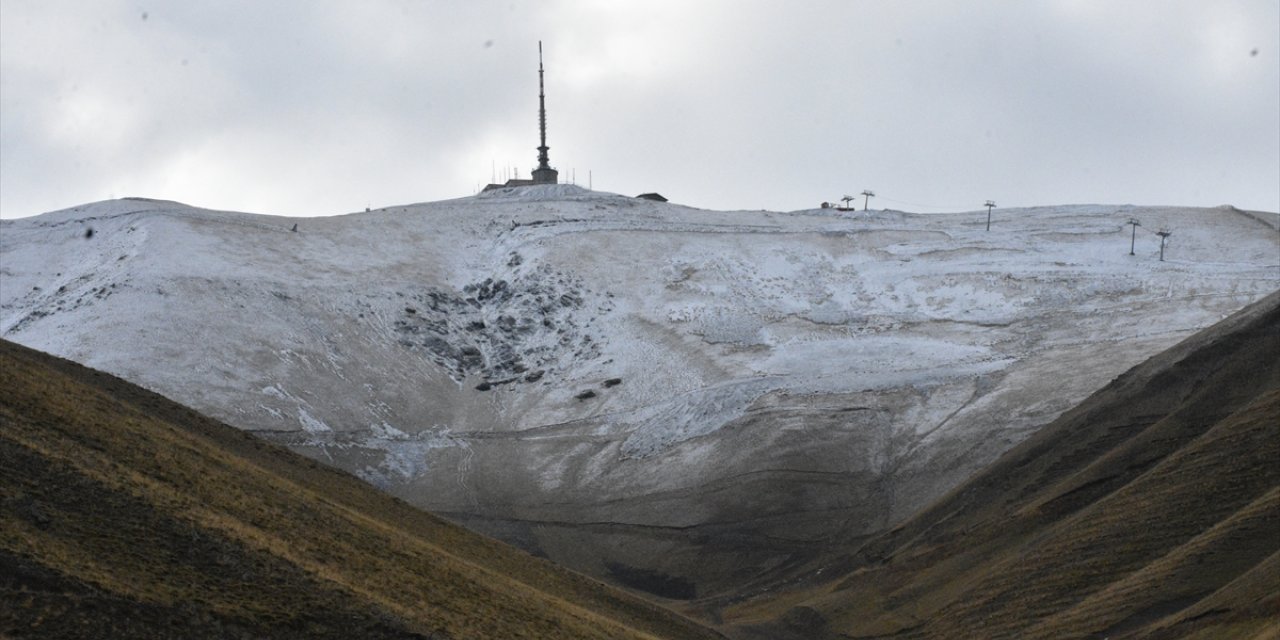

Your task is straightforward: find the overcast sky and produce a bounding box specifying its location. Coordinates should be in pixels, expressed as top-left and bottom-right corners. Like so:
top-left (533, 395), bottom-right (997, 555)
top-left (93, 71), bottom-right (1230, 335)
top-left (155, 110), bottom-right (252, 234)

top-left (2, 1), bottom-right (1277, 219)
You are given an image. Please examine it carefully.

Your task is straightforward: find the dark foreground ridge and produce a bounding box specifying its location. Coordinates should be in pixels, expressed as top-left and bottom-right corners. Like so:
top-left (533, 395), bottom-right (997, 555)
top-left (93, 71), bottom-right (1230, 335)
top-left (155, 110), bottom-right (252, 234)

top-left (0, 339), bottom-right (723, 640)
top-left (718, 290), bottom-right (1280, 639)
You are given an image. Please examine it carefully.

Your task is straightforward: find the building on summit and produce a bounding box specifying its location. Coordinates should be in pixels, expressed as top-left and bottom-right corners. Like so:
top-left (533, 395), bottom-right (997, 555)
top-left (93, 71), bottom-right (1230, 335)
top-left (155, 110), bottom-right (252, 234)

top-left (484, 42), bottom-right (558, 191)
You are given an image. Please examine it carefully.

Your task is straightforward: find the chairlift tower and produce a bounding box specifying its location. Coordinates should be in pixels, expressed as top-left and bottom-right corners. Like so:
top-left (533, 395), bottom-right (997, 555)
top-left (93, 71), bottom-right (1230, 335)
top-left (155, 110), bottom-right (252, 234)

top-left (1156, 229), bottom-right (1172, 261)
top-left (841, 195), bottom-right (854, 210)
top-left (1128, 219), bottom-right (1141, 255)
top-left (861, 190), bottom-right (875, 211)
top-left (985, 200), bottom-right (996, 231)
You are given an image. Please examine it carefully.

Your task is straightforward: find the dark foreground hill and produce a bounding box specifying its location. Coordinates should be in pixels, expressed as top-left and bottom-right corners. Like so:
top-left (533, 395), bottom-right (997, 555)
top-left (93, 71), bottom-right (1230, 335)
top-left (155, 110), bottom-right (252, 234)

top-left (718, 290), bottom-right (1280, 639)
top-left (0, 339), bottom-right (723, 640)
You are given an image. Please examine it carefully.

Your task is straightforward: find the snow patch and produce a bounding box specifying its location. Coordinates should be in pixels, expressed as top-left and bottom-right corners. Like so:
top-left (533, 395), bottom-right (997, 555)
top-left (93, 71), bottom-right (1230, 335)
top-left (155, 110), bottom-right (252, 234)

top-left (297, 407), bottom-right (332, 433)
top-left (353, 424), bottom-right (463, 489)
top-left (617, 378), bottom-right (777, 459)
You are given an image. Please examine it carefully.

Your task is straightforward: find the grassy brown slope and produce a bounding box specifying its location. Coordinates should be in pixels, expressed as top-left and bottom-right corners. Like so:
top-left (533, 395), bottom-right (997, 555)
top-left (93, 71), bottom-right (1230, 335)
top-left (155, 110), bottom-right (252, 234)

top-left (0, 339), bottom-right (723, 640)
top-left (723, 290), bottom-right (1280, 639)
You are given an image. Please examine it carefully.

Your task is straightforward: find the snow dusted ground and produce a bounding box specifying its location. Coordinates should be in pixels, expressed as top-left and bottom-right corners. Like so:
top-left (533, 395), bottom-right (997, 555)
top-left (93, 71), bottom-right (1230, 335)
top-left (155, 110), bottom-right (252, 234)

top-left (3, 186), bottom-right (1277, 590)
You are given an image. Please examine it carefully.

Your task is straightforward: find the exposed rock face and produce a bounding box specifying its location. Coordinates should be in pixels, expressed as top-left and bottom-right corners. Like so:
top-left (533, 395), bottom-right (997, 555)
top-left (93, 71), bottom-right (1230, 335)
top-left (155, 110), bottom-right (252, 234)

top-left (2, 187), bottom-right (1277, 596)
top-left (392, 267), bottom-right (605, 385)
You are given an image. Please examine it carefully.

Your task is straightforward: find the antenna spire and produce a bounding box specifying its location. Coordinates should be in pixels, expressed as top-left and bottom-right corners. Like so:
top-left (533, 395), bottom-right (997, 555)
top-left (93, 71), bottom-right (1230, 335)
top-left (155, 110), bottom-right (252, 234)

top-left (531, 41), bottom-right (558, 183)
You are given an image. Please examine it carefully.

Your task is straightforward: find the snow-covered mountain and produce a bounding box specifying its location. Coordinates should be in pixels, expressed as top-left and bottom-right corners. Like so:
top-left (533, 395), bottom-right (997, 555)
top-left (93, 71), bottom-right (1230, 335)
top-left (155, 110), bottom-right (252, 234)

top-left (3, 186), bottom-right (1276, 596)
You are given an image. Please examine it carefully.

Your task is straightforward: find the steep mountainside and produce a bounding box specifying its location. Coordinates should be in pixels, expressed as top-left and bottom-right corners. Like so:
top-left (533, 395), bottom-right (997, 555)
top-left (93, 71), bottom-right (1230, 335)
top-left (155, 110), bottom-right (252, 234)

top-left (2, 186), bottom-right (1277, 596)
top-left (0, 338), bottom-right (723, 640)
top-left (719, 291), bottom-right (1280, 639)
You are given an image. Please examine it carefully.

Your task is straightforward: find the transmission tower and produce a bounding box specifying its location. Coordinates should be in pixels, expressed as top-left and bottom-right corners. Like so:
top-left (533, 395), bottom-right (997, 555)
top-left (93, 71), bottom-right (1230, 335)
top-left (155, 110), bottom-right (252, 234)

top-left (531, 41), bottom-right (558, 184)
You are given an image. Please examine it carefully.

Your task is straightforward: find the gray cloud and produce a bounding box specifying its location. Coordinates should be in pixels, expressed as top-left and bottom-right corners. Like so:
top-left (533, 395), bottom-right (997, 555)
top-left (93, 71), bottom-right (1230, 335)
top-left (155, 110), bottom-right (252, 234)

top-left (2, 0), bottom-right (1276, 218)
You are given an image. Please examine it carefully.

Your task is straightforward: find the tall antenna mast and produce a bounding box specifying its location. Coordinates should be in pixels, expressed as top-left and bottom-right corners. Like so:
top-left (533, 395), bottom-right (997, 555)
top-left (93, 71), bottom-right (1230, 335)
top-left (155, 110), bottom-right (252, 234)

top-left (532, 41), bottom-right (558, 184)
top-left (538, 41), bottom-right (548, 169)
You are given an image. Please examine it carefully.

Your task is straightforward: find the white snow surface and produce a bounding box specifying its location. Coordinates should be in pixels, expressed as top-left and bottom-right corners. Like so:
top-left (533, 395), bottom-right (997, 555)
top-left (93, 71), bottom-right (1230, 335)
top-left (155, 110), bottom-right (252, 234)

top-left (3, 187), bottom-right (1277, 531)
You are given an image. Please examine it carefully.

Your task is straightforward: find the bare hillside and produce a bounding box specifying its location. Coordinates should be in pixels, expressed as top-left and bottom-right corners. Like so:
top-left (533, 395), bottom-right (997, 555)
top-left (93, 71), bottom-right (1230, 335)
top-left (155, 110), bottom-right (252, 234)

top-left (721, 291), bottom-right (1280, 639)
top-left (0, 338), bottom-right (723, 640)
